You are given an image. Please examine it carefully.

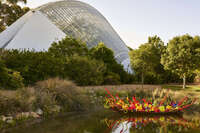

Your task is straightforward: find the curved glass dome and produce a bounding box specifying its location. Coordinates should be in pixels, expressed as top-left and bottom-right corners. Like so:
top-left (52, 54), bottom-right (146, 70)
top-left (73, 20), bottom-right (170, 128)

top-left (37, 0), bottom-right (132, 72)
top-left (0, 0), bottom-right (132, 73)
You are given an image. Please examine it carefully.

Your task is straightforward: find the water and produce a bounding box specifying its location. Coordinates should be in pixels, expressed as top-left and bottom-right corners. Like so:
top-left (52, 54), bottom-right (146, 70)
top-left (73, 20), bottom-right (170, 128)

top-left (4, 110), bottom-right (200, 133)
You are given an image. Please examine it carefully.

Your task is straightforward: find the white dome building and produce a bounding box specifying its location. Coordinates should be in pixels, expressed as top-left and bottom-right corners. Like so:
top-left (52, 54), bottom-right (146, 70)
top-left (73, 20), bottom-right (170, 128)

top-left (0, 0), bottom-right (132, 73)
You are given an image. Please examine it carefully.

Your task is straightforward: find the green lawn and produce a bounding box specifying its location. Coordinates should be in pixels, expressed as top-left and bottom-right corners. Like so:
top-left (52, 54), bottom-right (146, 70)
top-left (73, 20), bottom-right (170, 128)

top-left (162, 85), bottom-right (200, 91)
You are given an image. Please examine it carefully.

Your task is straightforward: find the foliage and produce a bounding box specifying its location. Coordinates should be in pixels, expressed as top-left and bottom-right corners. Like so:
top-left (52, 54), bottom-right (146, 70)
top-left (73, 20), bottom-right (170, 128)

top-left (0, 58), bottom-right (24, 90)
top-left (1, 37), bottom-right (133, 88)
top-left (35, 78), bottom-right (90, 112)
top-left (129, 35), bottom-right (198, 84)
top-left (16, 87), bottom-right (37, 111)
top-left (0, 78), bottom-right (91, 115)
top-left (0, 94), bottom-right (22, 115)
top-left (0, 0), bottom-right (29, 33)
top-left (129, 42), bottom-right (160, 84)
top-left (161, 34), bottom-right (200, 88)
top-left (64, 56), bottom-right (106, 86)
top-left (89, 42), bottom-right (116, 65)
top-left (48, 37), bottom-right (89, 58)
top-left (2, 50), bottom-right (65, 85)
top-left (89, 42), bottom-right (133, 84)
top-left (103, 72), bottom-right (121, 85)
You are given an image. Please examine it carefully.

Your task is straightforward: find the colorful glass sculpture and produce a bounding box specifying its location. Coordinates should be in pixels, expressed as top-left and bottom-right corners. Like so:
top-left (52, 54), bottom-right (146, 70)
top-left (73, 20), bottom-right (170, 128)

top-left (104, 88), bottom-right (197, 113)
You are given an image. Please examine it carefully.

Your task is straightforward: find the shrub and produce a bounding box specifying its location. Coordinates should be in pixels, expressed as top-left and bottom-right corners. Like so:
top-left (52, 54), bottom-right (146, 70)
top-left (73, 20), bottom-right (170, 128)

top-left (16, 87), bottom-right (37, 111)
top-left (0, 78), bottom-right (91, 115)
top-left (64, 56), bottom-right (106, 86)
top-left (0, 93), bottom-right (22, 115)
top-left (48, 36), bottom-right (89, 58)
top-left (2, 50), bottom-right (65, 85)
top-left (103, 72), bottom-right (121, 85)
top-left (0, 59), bottom-right (24, 90)
top-left (89, 43), bottom-right (133, 84)
top-left (35, 78), bottom-right (90, 112)
top-left (6, 69), bottom-right (24, 90)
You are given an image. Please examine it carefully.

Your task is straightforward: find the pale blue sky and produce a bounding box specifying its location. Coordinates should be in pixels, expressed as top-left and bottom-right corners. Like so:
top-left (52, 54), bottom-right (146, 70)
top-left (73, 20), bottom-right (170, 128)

top-left (21, 0), bottom-right (200, 49)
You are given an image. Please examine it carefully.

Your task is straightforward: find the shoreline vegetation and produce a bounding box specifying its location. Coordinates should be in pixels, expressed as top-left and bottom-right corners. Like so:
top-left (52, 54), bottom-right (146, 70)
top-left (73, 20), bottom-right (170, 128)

top-left (0, 78), bottom-right (200, 131)
top-left (1, 0), bottom-right (200, 132)
top-left (0, 78), bottom-right (103, 130)
top-left (0, 35), bottom-right (200, 131)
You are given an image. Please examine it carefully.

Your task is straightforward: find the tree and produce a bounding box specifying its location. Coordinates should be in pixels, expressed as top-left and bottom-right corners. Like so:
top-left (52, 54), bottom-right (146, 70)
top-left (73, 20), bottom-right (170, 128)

top-left (64, 56), bottom-right (106, 85)
top-left (89, 42), bottom-right (132, 84)
top-left (129, 36), bottom-right (166, 86)
top-left (161, 34), bottom-right (200, 89)
top-left (2, 49), bottom-right (65, 85)
top-left (0, 0), bottom-right (29, 33)
top-left (129, 44), bottom-right (159, 87)
top-left (48, 37), bottom-right (89, 58)
top-left (89, 42), bottom-right (116, 65)
top-left (0, 57), bottom-right (24, 90)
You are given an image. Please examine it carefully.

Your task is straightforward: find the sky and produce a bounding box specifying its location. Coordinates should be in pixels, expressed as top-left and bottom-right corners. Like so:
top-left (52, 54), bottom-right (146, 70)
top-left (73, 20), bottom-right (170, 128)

top-left (20, 0), bottom-right (200, 49)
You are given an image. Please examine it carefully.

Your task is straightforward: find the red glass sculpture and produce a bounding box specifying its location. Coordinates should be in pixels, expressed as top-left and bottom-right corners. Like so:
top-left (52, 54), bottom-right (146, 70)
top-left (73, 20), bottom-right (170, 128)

top-left (104, 88), bottom-right (197, 114)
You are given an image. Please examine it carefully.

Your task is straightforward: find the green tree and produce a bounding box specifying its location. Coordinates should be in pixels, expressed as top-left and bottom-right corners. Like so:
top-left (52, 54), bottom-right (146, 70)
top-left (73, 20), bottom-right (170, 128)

top-left (129, 36), bottom-right (166, 85)
top-left (161, 34), bottom-right (200, 88)
top-left (64, 56), bottom-right (106, 85)
top-left (0, 58), bottom-right (9, 89)
top-left (2, 49), bottom-right (65, 85)
top-left (129, 44), bottom-right (158, 87)
top-left (89, 42), bottom-right (132, 84)
top-left (0, 57), bottom-right (24, 90)
top-left (48, 37), bottom-right (89, 58)
top-left (0, 0), bottom-right (29, 33)
top-left (89, 42), bottom-right (116, 65)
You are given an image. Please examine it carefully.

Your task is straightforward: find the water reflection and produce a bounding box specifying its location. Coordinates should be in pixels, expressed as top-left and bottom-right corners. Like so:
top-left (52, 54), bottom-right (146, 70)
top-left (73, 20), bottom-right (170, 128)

top-left (104, 116), bottom-right (200, 133)
top-left (3, 110), bottom-right (200, 133)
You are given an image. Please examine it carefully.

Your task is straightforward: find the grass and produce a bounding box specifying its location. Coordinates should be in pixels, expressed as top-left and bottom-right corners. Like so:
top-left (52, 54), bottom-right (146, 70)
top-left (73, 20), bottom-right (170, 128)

top-left (1, 81), bottom-right (200, 131)
top-left (162, 84), bottom-right (200, 91)
top-left (0, 78), bottom-right (94, 116)
top-left (1, 82), bottom-right (200, 116)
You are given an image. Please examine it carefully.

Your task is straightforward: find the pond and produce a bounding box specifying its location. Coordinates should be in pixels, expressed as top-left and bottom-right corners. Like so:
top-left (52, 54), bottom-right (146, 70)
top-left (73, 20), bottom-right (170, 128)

top-left (4, 110), bottom-right (200, 133)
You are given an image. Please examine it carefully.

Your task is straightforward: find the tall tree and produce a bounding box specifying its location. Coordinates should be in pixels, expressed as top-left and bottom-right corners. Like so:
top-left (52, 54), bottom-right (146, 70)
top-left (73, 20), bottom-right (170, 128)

top-left (129, 44), bottom-right (158, 87)
top-left (129, 36), bottom-right (165, 86)
top-left (161, 34), bottom-right (200, 89)
top-left (89, 42), bottom-right (133, 84)
top-left (0, 0), bottom-right (29, 33)
top-left (48, 37), bottom-right (89, 58)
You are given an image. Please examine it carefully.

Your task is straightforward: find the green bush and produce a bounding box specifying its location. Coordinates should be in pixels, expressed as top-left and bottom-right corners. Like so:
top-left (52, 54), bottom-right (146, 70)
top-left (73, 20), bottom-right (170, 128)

top-left (6, 69), bottom-right (24, 90)
top-left (1, 37), bottom-right (134, 87)
top-left (89, 42), bottom-right (133, 84)
top-left (48, 36), bottom-right (89, 57)
top-left (2, 50), bottom-right (65, 85)
top-left (0, 58), bottom-right (24, 90)
top-left (64, 56), bottom-right (106, 86)
top-left (103, 72), bottom-right (121, 85)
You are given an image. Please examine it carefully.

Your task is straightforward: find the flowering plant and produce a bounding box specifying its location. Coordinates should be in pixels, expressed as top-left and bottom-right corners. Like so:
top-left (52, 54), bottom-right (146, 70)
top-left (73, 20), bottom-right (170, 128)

top-left (104, 88), bottom-right (196, 113)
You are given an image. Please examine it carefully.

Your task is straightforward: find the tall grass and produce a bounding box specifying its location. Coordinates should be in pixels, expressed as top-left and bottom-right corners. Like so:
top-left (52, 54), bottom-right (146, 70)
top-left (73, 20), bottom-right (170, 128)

top-left (0, 78), bottom-right (91, 115)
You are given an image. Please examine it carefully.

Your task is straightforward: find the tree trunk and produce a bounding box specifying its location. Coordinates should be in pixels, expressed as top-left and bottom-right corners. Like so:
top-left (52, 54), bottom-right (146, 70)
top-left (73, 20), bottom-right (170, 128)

top-left (183, 74), bottom-right (186, 89)
top-left (141, 72), bottom-right (144, 89)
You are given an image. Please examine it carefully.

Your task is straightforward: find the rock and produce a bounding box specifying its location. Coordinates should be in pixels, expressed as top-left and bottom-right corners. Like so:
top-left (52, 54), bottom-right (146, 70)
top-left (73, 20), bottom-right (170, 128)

top-left (36, 108), bottom-right (43, 115)
top-left (6, 116), bottom-right (13, 120)
top-left (6, 119), bottom-right (14, 124)
top-left (30, 112), bottom-right (40, 118)
top-left (1, 115), bottom-right (7, 122)
top-left (16, 113), bottom-right (22, 119)
top-left (22, 112), bottom-right (30, 118)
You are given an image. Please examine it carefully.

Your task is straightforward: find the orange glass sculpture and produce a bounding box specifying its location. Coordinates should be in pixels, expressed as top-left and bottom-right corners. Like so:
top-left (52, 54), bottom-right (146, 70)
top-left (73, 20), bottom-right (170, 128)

top-left (104, 88), bottom-right (197, 114)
